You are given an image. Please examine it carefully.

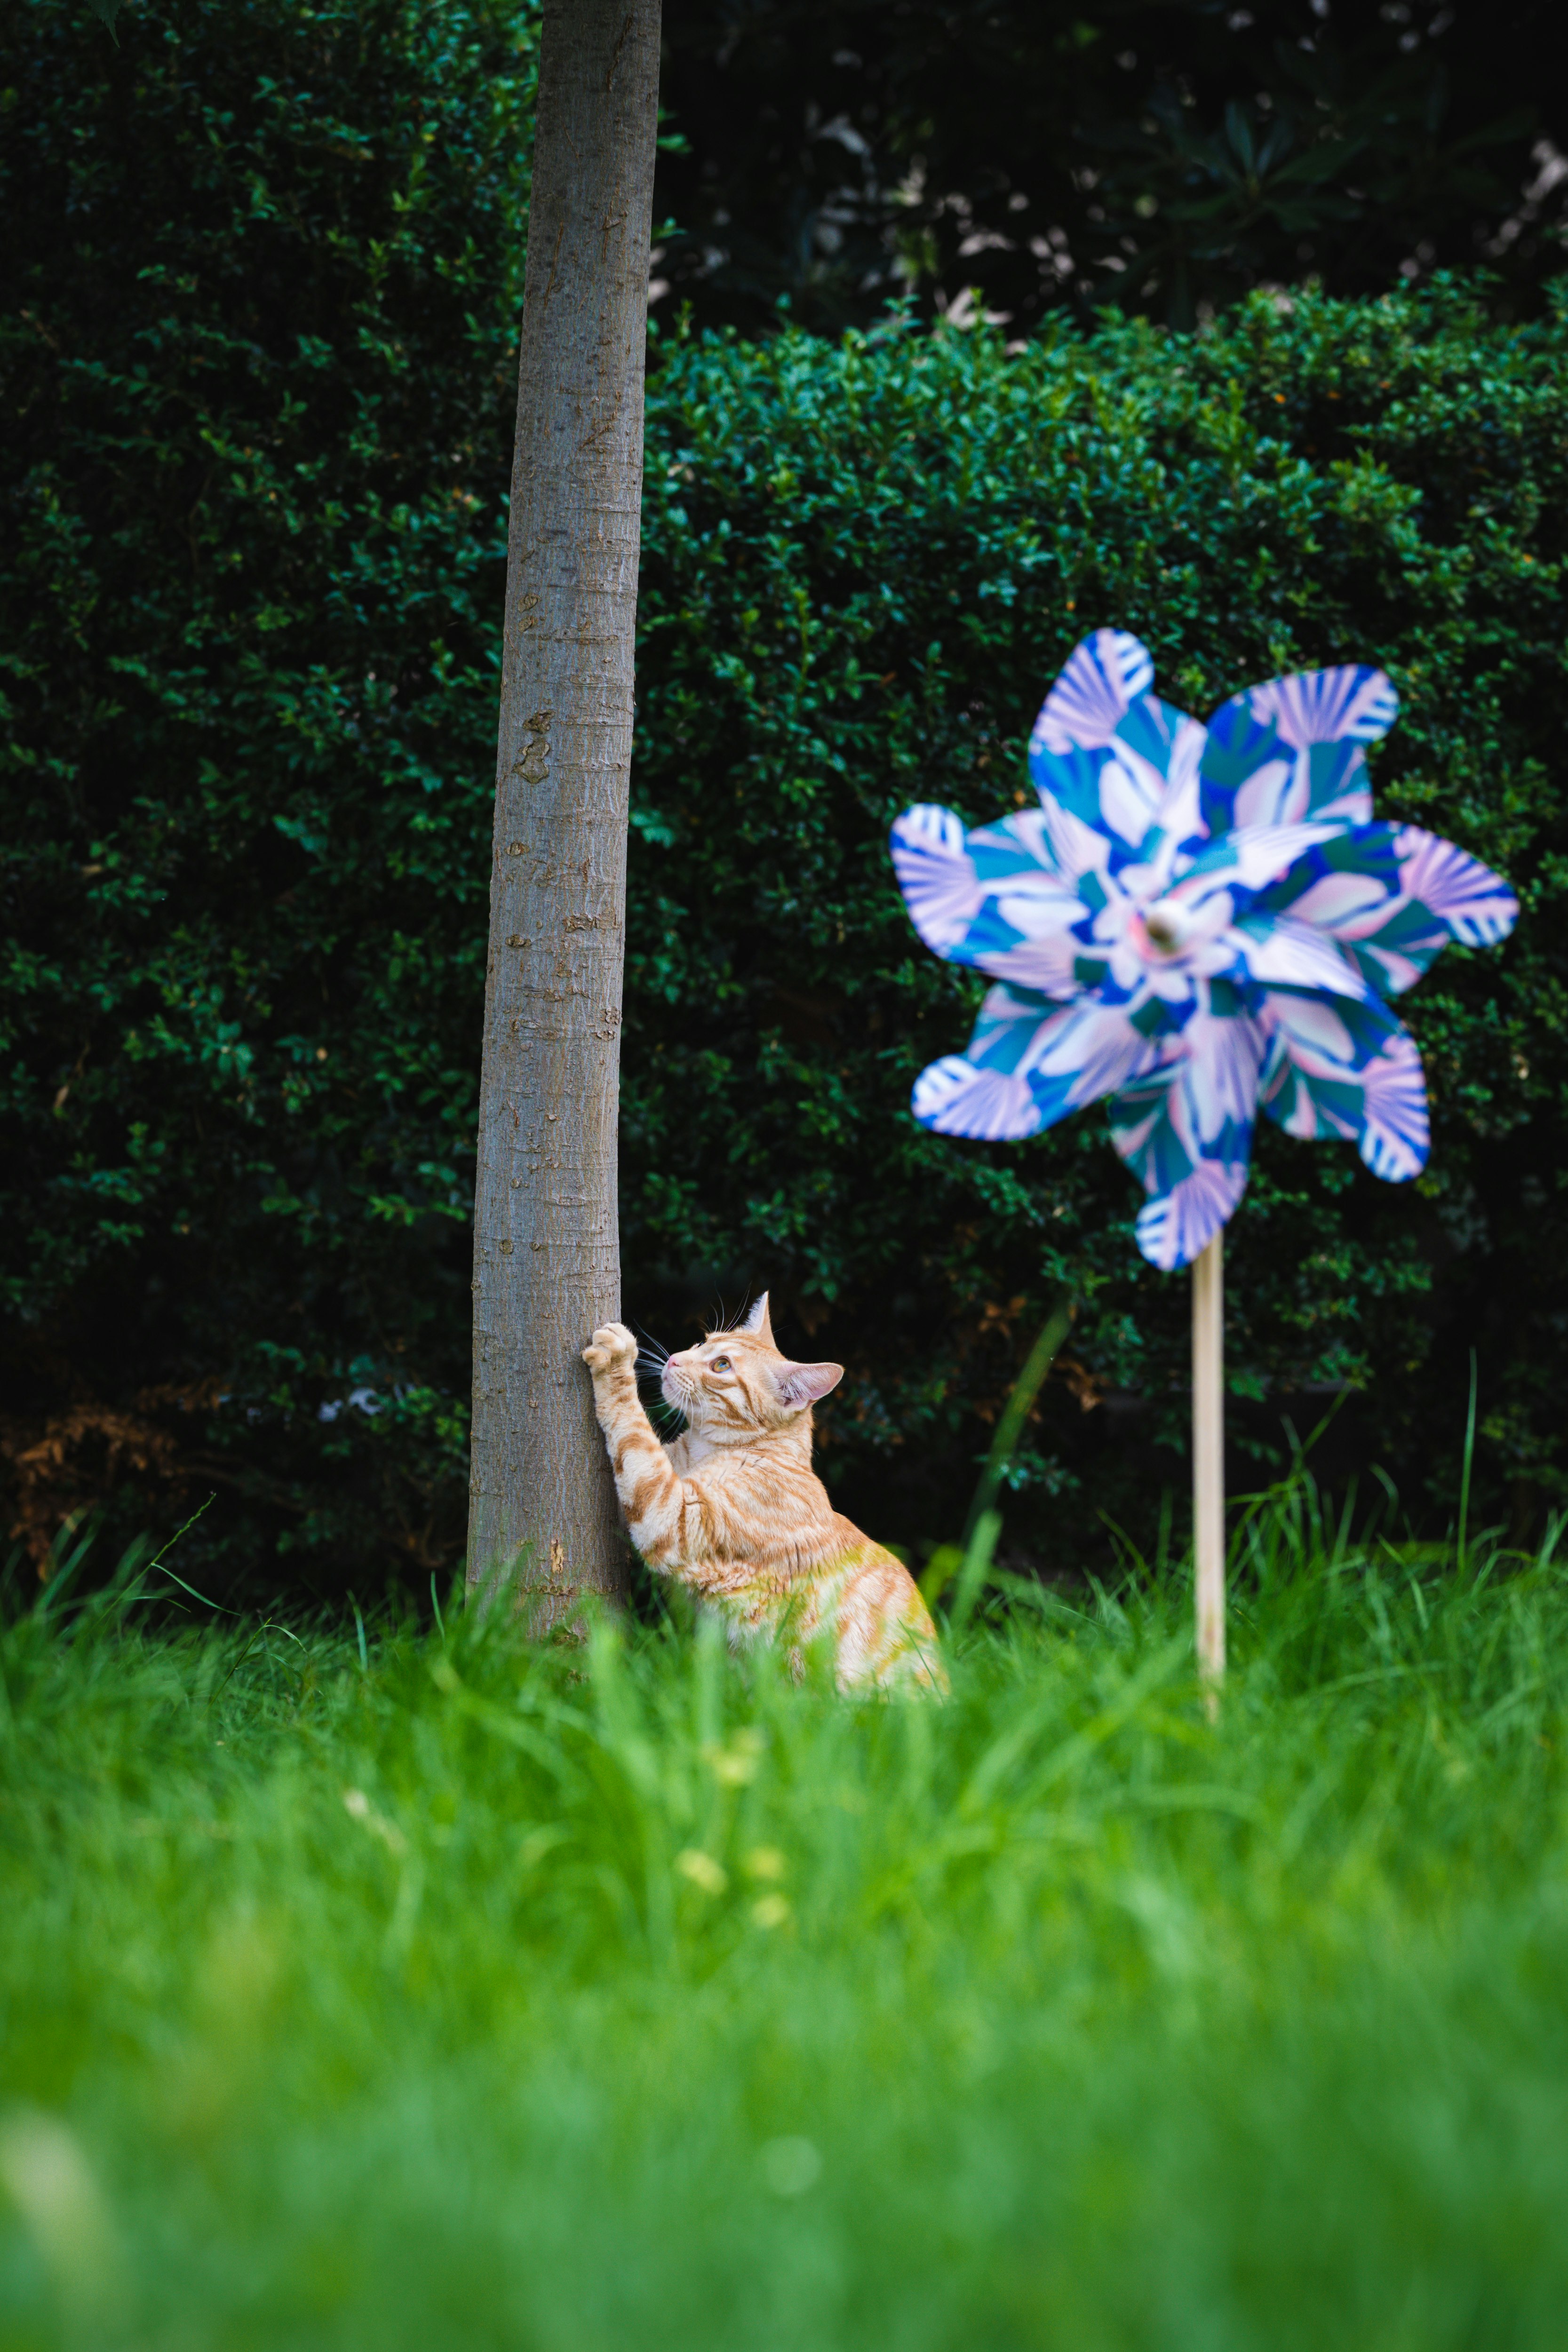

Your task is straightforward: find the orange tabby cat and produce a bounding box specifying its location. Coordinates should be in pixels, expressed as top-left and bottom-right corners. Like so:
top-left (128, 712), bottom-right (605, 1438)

top-left (581, 1294), bottom-right (945, 1692)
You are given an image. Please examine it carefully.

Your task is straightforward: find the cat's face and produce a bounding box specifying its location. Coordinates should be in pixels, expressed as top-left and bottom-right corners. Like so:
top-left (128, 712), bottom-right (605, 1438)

top-left (661, 1298), bottom-right (842, 1441)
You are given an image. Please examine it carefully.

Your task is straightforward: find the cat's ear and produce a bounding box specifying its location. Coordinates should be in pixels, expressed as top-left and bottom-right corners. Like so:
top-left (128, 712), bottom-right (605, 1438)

top-left (773, 1360), bottom-right (843, 1410)
top-left (740, 1291), bottom-right (775, 1345)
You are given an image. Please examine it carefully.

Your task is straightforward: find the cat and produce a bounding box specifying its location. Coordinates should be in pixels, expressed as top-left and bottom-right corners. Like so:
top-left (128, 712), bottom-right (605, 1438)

top-left (581, 1294), bottom-right (946, 1693)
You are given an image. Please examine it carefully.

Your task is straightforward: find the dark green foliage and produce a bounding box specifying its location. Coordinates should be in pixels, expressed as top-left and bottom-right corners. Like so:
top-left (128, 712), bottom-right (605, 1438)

top-left (629, 287), bottom-right (1564, 1565)
top-left (1, 0), bottom-right (537, 1578)
top-left (653, 0), bottom-right (1568, 336)
top-left (3, 0), bottom-right (1566, 1589)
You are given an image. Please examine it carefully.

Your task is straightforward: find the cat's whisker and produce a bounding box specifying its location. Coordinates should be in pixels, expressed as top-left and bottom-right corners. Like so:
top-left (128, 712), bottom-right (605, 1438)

top-left (629, 1320), bottom-right (671, 1373)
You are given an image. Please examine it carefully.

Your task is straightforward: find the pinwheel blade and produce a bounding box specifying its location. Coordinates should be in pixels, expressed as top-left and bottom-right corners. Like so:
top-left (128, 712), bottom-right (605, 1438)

top-left (1029, 628), bottom-right (1154, 755)
top-left (1201, 664), bottom-right (1398, 835)
top-left (889, 804), bottom-right (1090, 994)
top-left (889, 803), bottom-right (982, 959)
top-left (1106, 1016), bottom-right (1266, 1270)
top-left (1252, 823), bottom-right (1518, 994)
top-left (1260, 996), bottom-right (1430, 1182)
top-left (1027, 628), bottom-right (1210, 880)
top-left (911, 991), bottom-right (1162, 1144)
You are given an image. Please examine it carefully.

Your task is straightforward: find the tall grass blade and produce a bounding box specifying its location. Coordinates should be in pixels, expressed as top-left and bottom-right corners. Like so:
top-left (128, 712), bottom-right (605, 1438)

top-left (33, 1510), bottom-right (103, 1621)
top-left (949, 1508), bottom-right (1002, 1640)
top-left (1458, 1347), bottom-right (1479, 1575)
top-left (962, 1289), bottom-right (1075, 1550)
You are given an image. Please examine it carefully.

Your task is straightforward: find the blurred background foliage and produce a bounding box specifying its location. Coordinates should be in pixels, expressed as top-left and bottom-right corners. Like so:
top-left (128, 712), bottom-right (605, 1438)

top-left (1, 0), bottom-right (1564, 1597)
top-left (651, 0), bottom-right (1567, 334)
top-left (0, 0), bottom-right (537, 1584)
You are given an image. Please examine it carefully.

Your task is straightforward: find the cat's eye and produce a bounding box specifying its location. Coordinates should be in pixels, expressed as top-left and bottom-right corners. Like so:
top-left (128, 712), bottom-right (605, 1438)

top-left (712, 1355), bottom-right (732, 1372)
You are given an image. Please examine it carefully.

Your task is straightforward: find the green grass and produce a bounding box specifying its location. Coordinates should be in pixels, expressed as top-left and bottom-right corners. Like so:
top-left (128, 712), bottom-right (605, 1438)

top-left (4, 1492), bottom-right (1568, 2350)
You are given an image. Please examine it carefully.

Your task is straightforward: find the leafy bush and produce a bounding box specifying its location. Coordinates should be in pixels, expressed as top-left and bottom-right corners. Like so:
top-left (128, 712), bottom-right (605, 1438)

top-left (3, 0), bottom-right (1565, 1586)
top-left (630, 286), bottom-right (1566, 1567)
top-left (0, 0), bottom-right (538, 1578)
top-left (652, 0), bottom-right (1568, 336)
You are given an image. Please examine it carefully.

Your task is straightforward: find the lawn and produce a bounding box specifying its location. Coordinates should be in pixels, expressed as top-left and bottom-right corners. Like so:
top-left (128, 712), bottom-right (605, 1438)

top-left (3, 1487), bottom-right (1567, 2350)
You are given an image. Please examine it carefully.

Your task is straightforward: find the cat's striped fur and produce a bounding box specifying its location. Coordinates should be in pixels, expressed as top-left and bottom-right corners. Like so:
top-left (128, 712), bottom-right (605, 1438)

top-left (582, 1294), bottom-right (945, 1692)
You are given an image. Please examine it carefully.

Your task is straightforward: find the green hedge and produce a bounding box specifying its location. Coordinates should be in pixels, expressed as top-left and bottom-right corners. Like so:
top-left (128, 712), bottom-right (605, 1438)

top-left (0, 0), bottom-right (536, 1578)
top-left (4, 0), bottom-right (1565, 1586)
top-left (629, 293), bottom-right (1564, 1561)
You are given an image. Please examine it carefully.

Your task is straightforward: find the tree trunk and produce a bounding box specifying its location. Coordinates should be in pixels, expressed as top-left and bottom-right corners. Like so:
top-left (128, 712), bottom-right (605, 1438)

top-left (468, 0), bottom-right (662, 1622)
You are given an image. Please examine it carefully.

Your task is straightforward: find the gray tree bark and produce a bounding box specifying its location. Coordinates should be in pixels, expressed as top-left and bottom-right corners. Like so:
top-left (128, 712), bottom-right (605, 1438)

top-left (468, 0), bottom-right (662, 1621)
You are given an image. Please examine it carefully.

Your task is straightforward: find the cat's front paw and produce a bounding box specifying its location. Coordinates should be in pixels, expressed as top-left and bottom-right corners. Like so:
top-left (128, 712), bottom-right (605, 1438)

top-left (581, 1322), bottom-right (638, 1376)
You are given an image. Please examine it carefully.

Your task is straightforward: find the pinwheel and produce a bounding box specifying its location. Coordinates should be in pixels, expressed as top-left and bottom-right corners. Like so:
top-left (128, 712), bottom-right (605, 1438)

top-left (891, 629), bottom-right (1518, 1679)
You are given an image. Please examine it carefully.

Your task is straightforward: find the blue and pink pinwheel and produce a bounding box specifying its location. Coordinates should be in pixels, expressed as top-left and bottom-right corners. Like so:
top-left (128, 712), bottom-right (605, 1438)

top-left (891, 630), bottom-right (1518, 1270)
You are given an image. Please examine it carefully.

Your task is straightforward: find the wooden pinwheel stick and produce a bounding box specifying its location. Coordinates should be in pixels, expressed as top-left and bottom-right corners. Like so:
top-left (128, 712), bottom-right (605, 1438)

top-left (1192, 1232), bottom-right (1226, 1688)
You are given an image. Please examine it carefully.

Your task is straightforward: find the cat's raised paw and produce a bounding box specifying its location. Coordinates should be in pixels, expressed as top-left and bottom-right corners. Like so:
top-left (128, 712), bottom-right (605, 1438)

top-left (581, 1322), bottom-right (638, 1375)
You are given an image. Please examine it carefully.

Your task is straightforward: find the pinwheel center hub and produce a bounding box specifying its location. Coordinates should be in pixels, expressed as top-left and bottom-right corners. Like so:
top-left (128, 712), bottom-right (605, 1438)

top-left (1142, 898), bottom-right (1197, 954)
